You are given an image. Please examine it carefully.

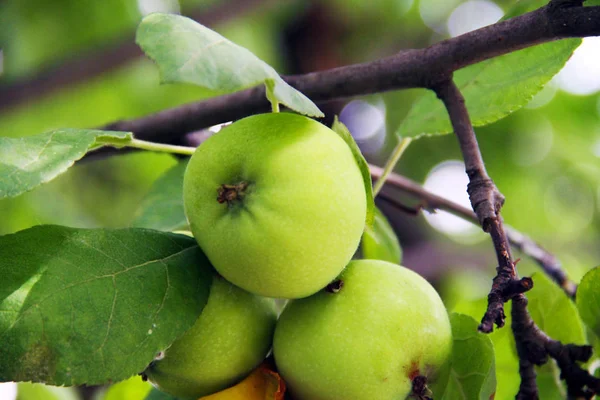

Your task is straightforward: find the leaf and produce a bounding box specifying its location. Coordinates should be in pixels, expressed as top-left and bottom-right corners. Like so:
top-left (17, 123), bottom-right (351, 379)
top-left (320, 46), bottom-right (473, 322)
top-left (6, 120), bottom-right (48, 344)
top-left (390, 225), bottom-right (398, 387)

top-left (17, 383), bottom-right (80, 400)
top-left (200, 364), bottom-right (285, 400)
top-left (361, 207), bottom-right (402, 264)
top-left (331, 117), bottom-right (375, 228)
top-left (132, 159), bottom-right (189, 232)
top-left (441, 313), bottom-right (496, 400)
top-left (452, 298), bottom-right (519, 399)
top-left (0, 129), bottom-right (131, 199)
top-left (576, 266), bottom-right (600, 338)
top-left (527, 272), bottom-right (587, 398)
top-left (145, 388), bottom-right (177, 400)
top-left (102, 376), bottom-right (152, 400)
top-left (397, 1), bottom-right (580, 139)
top-left (0, 226), bottom-right (213, 386)
top-left (528, 272), bottom-right (586, 344)
top-left (136, 13), bottom-right (323, 118)
top-left (144, 389), bottom-right (176, 400)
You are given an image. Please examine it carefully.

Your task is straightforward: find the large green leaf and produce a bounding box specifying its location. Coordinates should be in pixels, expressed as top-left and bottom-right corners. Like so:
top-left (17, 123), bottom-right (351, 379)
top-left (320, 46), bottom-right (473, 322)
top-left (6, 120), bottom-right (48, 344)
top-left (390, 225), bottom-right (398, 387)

top-left (132, 159), bottom-right (189, 232)
top-left (397, 0), bottom-right (580, 139)
top-left (361, 206), bottom-right (402, 264)
top-left (441, 313), bottom-right (496, 400)
top-left (576, 266), bottom-right (600, 338)
top-left (0, 129), bottom-right (131, 199)
top-left (528, 272), bottom-right (586, 344)
top-left (136, 13), bottom-right (323, 118)
top-left (0, 226), bottom-right (212, 386)
top-left (527, 272), bottom-right (587, 399)
top-left (331, 117), bottom-right (375, 228)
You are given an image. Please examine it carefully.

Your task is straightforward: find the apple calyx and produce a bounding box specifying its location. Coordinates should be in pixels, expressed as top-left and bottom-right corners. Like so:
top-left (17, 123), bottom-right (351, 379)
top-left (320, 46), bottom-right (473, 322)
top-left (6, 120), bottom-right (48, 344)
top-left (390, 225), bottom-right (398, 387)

top-left (217, 182), bottom-right (249, 205)
top-left (325, 279), bottom-right (344, 293)
top-left (410, 375), bottom-right (432, 400)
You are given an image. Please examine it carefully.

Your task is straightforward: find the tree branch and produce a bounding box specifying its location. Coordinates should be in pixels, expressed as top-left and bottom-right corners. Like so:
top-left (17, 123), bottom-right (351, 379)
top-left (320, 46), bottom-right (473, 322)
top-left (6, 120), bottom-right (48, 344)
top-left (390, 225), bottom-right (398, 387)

top-left (0, 0), bottom-right (275, 112)
top-left (369, 165), bottom-right (576, 298)
top-left (434, 78), bottom-right (596, 398)
top-left (85, 2), bottom-right (600, 159)
top-left (433, 80), bottom-right (526, 333)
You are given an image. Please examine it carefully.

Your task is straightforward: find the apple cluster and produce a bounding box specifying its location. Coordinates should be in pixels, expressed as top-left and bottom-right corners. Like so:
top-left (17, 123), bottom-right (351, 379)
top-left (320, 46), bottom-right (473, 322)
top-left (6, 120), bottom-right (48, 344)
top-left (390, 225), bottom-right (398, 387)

top-left (143, 113), bottom-right (452, 400)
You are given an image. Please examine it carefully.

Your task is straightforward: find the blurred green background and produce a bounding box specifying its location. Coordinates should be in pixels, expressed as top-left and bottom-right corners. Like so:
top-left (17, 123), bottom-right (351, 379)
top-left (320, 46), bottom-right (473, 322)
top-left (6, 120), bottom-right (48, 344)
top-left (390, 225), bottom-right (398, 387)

top-left (1, 0), bottom-right (599, 398)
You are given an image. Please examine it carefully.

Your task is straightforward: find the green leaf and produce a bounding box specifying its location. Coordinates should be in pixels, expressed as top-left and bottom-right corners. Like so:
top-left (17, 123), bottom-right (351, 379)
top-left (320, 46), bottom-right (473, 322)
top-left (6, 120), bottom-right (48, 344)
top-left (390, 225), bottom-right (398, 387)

top-left (132, 159), bottom-right (189, 232)
top-left (0, 225), bottom-right (212, 386)
top-left (397, 2), bottom-right (580, 139)
top-left (361, 207), bottom-right (402, 264)
top-left (527, 272), bottom-right (587, 398)
top-left (576, 266), bottom-right (600, 338)
top-left (441, 313), bottom-right (496, 400)
top-left (17, 383), bottom-right (80, 400)
top-left (0, 129), bottom-right (132, 199)
top-left (144, 389), bottom-right (177, 400)
top-left (102, 376), bottom-right (152, 400)
top-left (136, 13), bottom-right (323, 118)
top-left (331, 117), bottom-right (375, 228)
top-left (529, 272), bottom-right (586, 344)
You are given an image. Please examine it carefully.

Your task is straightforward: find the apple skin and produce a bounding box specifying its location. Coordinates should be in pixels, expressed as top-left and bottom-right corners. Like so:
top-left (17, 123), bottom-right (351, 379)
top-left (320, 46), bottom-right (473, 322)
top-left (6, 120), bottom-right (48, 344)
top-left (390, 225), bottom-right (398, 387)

top-left (144, 275), bottom-right (278, 399)
top-left (183, 113), bottom-right (367, 299)
top-left (273, 259), bottom-right (452, 400)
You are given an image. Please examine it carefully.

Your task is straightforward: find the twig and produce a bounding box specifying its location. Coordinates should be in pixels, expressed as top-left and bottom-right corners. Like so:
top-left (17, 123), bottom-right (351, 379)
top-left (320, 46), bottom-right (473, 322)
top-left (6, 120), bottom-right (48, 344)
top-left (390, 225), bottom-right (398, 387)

top-left (369, 165), bottom-right (577, 298)
top-left (433, 80), bottom-right (528, 332)
top-left (512, 295), bottom-right (598, 399)
top-left (84, 3), bottom-right (600, 159)
top-left (434, 78), bottom-right (596, 398)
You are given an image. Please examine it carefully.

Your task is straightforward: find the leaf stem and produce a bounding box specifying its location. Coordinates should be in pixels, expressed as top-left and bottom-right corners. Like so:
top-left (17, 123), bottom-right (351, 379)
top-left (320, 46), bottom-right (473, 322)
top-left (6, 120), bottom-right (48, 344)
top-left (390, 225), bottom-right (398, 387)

top-left (372, 137), bottom-right (412, 197)
top-left (265, 84), bottom-right (280, 113)
top-left (125, 139), bottom-right (196, 156)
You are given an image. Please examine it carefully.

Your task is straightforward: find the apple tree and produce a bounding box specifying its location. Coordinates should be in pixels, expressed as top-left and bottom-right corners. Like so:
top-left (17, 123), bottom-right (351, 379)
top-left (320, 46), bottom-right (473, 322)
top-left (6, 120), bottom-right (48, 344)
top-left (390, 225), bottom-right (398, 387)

top-left (1, 0), bottom-right (600, 399)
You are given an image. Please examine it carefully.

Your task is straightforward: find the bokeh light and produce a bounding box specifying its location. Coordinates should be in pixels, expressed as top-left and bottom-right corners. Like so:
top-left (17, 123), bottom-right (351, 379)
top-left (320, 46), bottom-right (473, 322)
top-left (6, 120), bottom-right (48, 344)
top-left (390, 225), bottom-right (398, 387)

top-left (510, 117), bottom-right (553, 166)
top-left (525, 82), bottom-right (558, 109)
top-left (419, 0), bottom-right (462, 34)
top-left (592, 138), bottom-right (600, 158)
top-left (0, 383), bottom-right (17, 400)
top-left (339, 100), bottom-right (387, 154)
top-left (422, 160), bottom-right (483, 242)
top-left (555, 37), bottom-right (600, 96)
top-left (447, 0), bottom-right (503, 37)
top-left (545, 176), bottom-right (595, 236)
top-left (137, 0), bottom-right (180, 16)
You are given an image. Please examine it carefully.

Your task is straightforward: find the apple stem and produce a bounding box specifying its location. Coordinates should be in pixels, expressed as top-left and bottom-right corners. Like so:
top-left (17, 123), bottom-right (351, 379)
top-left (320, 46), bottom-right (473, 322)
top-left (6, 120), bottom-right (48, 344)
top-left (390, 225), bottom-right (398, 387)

top-left (410, 375), bottom-right (432, 399)
top-left (372, 137), bottom-right (412, 197)
top-left (124, 138), bottom-right (196, 155)
top-left (217, 182), bottom-right (249, 204)
top-left (325, 279), bottom-right (344, 293)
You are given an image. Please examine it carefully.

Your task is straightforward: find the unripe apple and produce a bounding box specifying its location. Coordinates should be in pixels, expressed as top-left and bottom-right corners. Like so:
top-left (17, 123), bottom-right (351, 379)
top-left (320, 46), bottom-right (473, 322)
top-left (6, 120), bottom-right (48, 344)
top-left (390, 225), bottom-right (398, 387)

top-left (183, 113), bottom-right (367, 299)
top-left (144, 275), bottom-right (278, 399)
top-left (273, 259), bottom-right (452, 400)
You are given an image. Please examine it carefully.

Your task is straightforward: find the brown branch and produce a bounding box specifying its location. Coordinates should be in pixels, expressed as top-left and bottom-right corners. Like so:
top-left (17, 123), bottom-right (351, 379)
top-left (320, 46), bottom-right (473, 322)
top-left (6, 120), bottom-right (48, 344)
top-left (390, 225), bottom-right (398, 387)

top-left (512, 295), bottom-right (599, 399)
top-left (504, 226), bottom-right (576, 297)
top-left (434, 78), bottom-right (596, 398)
top-left (433, 80), bottom-right (526, 333)
top-left (81, 2), bottom-right (600, 160)
top-left (369, 165), bottom-right (577, 298)
top-left (0, 0), bottom-right (274, 112)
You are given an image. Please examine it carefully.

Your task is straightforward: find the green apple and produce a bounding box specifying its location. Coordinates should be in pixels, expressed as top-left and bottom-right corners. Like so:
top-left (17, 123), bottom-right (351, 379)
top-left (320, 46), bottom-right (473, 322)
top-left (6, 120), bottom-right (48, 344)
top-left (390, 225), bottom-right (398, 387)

top-left (144, 275), bottom-right (278, 399)
top-left (273, 259), bottom-right (452, 400)
top-left (183, 113), bottom-right (367, 299)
